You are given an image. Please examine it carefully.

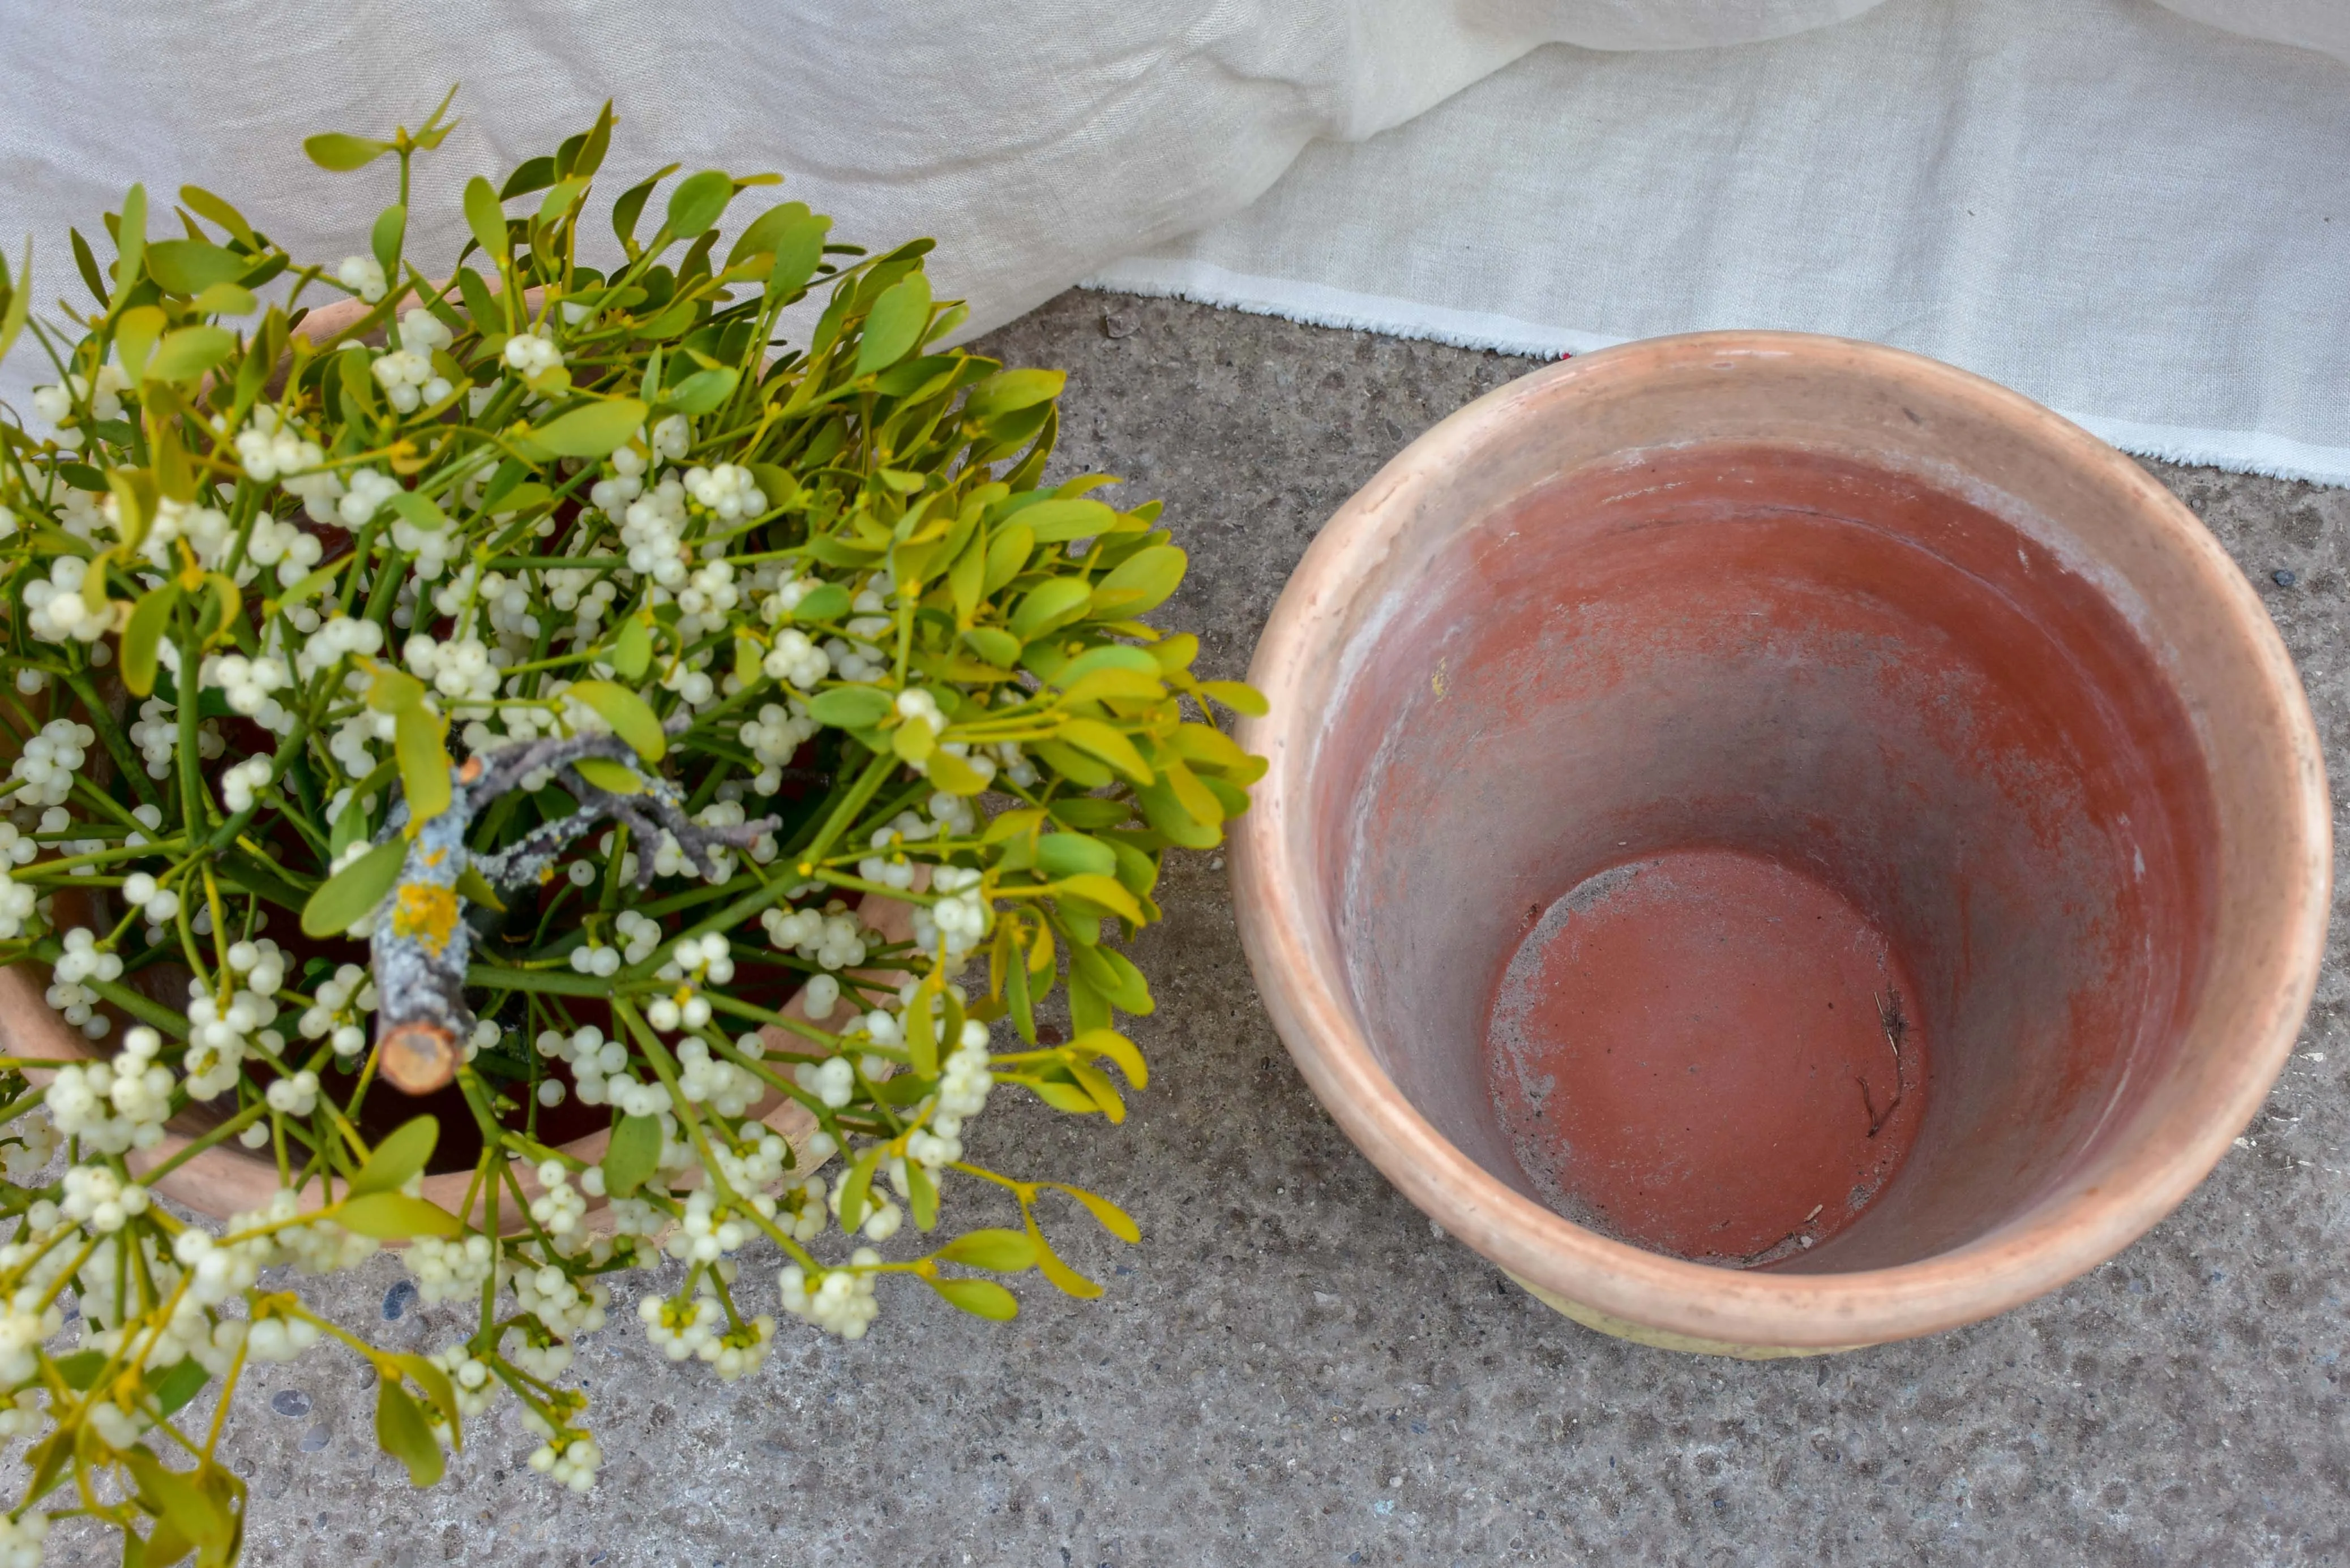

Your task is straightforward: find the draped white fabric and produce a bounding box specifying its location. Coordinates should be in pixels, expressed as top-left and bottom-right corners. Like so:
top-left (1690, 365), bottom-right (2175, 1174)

top-left (1, 2), bottom-right (2343, 475)
top-left (1095, 0), bottom-right (2350, 479)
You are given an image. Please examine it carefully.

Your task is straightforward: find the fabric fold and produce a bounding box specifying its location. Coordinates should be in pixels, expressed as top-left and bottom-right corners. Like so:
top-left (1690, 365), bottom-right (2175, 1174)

top-left (0, 1), bottom-right (2341, 478)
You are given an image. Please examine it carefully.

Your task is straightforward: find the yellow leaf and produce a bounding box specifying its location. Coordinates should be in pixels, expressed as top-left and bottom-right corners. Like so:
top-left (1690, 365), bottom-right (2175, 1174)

top-left (984, 808), bottom-right (1046, 845)
top-left (1070, 1027), bottom-right (1150, 1090)
top-left (367, 667), bottom-right (426, 714)
top-left (113, 305), bottom-right (166, 383)
top-left (1065, 1059), bottom-right (1126, 1123)
top-left (571, 756), bottom-right (643, 796)
top-left (892, 719), bottom-right (936, 765)
top-left (1055, 873), bottom-right (1144, 925)
top-left (1196, 679), bottom-right (1268, 718)
top-left (1046, 1181), bottom-right (1142, 1243)
top-left (1026, 1213), bottom-right (1103, 1300)
top-left (454, 864), bottom-right (506, 912)
top-left (1059, 667), bottom-right (1165, 706)
top-left (395, 705), bottom-right (452, 825)
top-left (566, 679), bottom-right (666, 760)
top-left (1162, 755), bottom-right (1225, 828)
top-left (1164, 721), bottom-right (1252, 772)
top-left (927, 748), bottom-right (987, 795)
top-left (1056, 718), bottom-right (1153, 786)
top-left (337, 1192), bottom-right (463, 1239)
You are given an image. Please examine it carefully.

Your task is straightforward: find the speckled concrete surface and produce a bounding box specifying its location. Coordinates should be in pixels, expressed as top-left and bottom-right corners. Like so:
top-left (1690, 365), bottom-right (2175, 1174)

top-left (50, 295), bottom-right (2350, 1567)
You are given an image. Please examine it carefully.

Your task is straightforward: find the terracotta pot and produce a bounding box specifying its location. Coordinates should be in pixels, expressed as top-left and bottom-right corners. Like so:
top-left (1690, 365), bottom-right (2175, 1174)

top-left (1232, 331), bottom-right (2328, 1355)
top-left (296, 289), bottom-right (469, 344)
top-left (0, 892), bottom-right (912, 1229)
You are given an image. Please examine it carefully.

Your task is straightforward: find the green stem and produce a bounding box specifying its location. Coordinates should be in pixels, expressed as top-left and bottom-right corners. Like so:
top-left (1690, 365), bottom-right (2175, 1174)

top-left (173, 634), bottom-right (209, 834)
top-left (137, 1099), bottom-right (269, 1186)
top-left (784, 747), bottom-right (898, 869)
top-left (197, 716), bottom-right (315, 855)
top-left (618, 1001), bottom-right (821, 1272)
top-left (699, 991), bottom-right (843, 1052)
top-left (61, 670), bottom-right (159, 811)
top-left (27, 936), bottom-right (187, 1036)
top-left (475, 556), bottom-right (628, 573)
top-left (462, 965), bottom-right (634, 998)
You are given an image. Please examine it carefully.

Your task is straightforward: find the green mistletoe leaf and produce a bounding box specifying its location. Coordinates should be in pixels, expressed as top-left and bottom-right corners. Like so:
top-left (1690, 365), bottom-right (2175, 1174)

top-left (305, 132), bottom-right (393, 172)
top-left (374, 1377), bottom-right (444, 1486)
top-left (927, 1276), bottom-right (1019, 1321)
top-left (301, 839), bottom-right (404, 939)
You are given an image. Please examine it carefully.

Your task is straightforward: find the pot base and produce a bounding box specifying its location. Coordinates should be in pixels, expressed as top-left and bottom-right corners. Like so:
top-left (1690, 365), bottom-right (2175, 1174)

top-left (1486, 847), bottom-right (1927, 1267)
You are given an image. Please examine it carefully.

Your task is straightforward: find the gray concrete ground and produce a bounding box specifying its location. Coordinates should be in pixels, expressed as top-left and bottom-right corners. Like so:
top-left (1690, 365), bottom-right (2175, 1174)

top-left (49, 294), bottom-right (2350, 1565)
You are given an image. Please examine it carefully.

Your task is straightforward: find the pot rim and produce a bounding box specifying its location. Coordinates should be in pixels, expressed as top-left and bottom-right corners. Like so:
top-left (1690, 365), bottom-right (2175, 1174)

top-left (1230, 329), bottom-right (2331, 1349)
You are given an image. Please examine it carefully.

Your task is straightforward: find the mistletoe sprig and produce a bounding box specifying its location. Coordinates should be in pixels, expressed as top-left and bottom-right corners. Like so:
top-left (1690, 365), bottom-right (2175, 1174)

top-left (0, 88), bottom-right (1261, 1563)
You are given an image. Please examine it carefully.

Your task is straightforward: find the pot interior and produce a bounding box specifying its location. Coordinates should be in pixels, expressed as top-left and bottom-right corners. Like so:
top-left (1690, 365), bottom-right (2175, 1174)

top-left (1330, 444), bottom-right (2219, 1274)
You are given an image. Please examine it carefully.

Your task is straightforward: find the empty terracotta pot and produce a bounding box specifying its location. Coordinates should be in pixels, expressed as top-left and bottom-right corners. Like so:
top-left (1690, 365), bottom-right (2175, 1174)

top-left (1232, 332), bottom-right (2328, 1354)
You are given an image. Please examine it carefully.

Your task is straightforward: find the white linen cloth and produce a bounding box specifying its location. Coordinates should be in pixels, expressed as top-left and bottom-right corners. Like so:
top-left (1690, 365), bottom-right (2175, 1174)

top-left (1093, 0), bottom-right (2350, 482)
top-left (1, 2), bottom-right (2343, 478)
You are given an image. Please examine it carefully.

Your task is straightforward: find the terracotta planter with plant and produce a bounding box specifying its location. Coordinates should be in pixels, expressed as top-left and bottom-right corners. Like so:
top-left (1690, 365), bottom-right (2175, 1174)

top-left (0, 892), bottom-right (915, 1232)
top-left (1232, 331), bottom-right (2327, 1357)
top-left (0, 88), bottom-right (1261, 1561)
